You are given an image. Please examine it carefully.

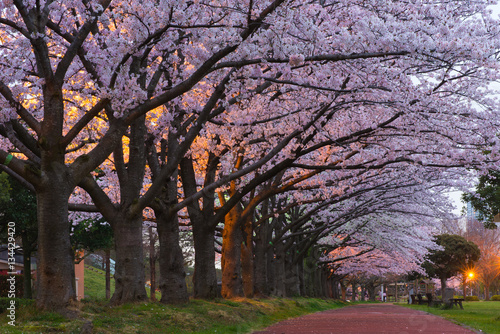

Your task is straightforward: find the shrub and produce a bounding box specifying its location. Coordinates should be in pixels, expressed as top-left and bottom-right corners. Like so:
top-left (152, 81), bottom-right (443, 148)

top-left (491, 295), bottom-right (500, 301)
top-left (465, 296), bottom-right (479, 301)
top-left (0, 274), bottom-right (23, 298)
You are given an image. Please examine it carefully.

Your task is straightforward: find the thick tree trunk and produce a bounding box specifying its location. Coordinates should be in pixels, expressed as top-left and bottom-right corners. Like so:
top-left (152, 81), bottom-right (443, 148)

top-left (285, 254), bottom-right (300, 296)
top-left (192, 222), bottom-right (218, 299)
top-left (266, 242), bottom-right (277, 296)
top-left (36, 180), bottom-right (74, 311)
top-left (221, 205), bottom-right (243, 299)
top-left (321, 270), bottom-right (329, 298)
top-left (332, 280), bottom-right (340, 299)
top-left (156, 210), bottom-right (189, 304)
top-left (274, 241), bottom-right (286, 297)
top-left (314, 268), bottom-right (324, 297)
top-left (303, 259), bottom-right (314, 297)
top-left (179, 153), bottom-right (219, 300)
top-left (298, 255), bottom-right (305, 297)
top-left (241, 215), bottom-right (254, 298)
top-left (110, 115), bottom-right (148, 305)
top-left (340, 281), bottom-right (347, 301)
top-left (110, 214), bottom-right (147, 304)
top-left (253, 222), bottom-right (268, 297)
top-left (367, 284), bottom-right (376, 301)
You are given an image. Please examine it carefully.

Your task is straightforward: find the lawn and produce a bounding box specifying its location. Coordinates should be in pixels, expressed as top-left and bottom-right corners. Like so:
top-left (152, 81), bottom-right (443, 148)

top-left (0, 297), bottom-right (349, 333)
top-left (400, 301), bottom-right (500, 334)
top-left (84, 265), bottom-right (115, 300)
top-left (0, 266), bottom-right (350, 333)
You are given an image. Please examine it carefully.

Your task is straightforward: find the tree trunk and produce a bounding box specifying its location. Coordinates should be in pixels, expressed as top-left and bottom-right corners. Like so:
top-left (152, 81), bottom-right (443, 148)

top-left (367, 283), bottom-right (376, 301)
top-left (110, 214), bottom-right (147, 304)
top-left (192, 221), bottom-right (218, 299)
top-left (313, 268), bottom-right (323, 298)
top-left (156, 209), bottom-right (189, 304)
top-left (221, 205), bottom-right (243, 299)
top-left (113, 114), bottom-right (150, 304)
top-left (462, 275), bottom-right (466, 299)
top-left (298, 255), bottom-right (305, 297)
top-left (36, 179), bottom-right (74, 311)
top-left (21, 233), bottom-right (33, 299)
top-left (285, 253), bottom-right (300, 296)
top-left (266, 242), bottom-right (277, 296)
top-left (149, 226), bottom-right (157, 301)
top-left (240, 215), bottom-right (254, 298)
top-left (485, 283), bottom-right (490, 301)
top-left (340, 280), bottom-right (347, 301)
top-left (441, 276), bottom-right (448, 301)
top-left (321, 270), bottom-right (329, 298)
top-left (179, 153), bottom-right (219, 300)
top-left (253, 221), bottom-right (268, 297)
top-left (105, 249), bottom-right (111, 300)
top-left (274, 241), bottom-right (286, 297)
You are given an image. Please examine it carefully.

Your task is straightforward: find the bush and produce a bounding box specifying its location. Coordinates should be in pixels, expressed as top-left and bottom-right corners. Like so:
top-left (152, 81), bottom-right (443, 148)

top-left (465, 296), bottom-right (479, 301)
top-left (491, 295), bottom-right (500, 301)
top-left (0, 274), bottom-right (23, 298)
top-left (0, 297), bottom-right (34, 313)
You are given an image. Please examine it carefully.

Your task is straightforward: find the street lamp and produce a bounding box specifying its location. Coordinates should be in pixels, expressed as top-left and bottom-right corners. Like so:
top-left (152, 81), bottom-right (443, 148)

top-left (467, 271), bottom-right (475, 297)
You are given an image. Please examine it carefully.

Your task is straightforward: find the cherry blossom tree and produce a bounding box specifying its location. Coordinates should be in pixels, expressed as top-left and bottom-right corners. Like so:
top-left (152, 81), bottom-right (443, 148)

top-left (2, 0), bottom-right (500, 312)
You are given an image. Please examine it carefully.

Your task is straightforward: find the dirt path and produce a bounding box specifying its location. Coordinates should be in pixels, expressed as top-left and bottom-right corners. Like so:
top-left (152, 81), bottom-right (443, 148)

top-left (252, 303), bottom-right (478, 334)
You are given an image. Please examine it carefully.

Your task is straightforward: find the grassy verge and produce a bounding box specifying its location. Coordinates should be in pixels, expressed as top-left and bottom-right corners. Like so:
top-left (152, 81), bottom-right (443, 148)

top-left (0, 297), bottom-right (349, 333)
top-left (399, 301), bottom-right (500, 334)
top-left (1, 267), bottom-right (350, 333)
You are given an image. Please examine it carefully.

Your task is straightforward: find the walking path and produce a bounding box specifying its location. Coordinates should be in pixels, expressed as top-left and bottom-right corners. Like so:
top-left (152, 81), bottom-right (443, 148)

top-left (252, 303), bottom-right (478, 334)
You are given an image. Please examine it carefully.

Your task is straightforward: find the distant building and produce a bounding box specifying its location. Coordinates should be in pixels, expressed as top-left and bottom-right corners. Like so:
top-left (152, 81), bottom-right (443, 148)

top-left (0, 246), bottom-right (84, 301)
top-left (466, 202), bottom-right (479, 221)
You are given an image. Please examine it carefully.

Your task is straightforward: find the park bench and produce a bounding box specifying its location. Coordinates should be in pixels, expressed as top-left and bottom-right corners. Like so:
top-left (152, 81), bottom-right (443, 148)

top-left (446, 298), bottom-right (464, 309)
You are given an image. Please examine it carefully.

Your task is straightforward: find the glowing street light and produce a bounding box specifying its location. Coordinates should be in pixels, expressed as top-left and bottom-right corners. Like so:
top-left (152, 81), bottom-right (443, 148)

top-left (466, 270), bottom-right (476, 297)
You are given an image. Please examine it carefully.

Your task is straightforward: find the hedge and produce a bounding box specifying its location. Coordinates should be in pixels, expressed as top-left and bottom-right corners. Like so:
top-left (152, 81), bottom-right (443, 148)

top-left (491, 295), bottom-right (500, 301)
top-left (0, 274), bottom-right (23, 298)
top-left (465, 295), bottom-right (479, 301)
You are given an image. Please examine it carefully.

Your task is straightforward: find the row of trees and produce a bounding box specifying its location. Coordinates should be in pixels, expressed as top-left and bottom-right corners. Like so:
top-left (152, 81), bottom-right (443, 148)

top-left (1, 1), bottom-right (500, 312)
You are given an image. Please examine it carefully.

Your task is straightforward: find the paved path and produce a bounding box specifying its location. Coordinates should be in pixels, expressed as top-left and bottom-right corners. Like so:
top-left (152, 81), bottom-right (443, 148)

top-left (252, 304), bottom-right (478, 334)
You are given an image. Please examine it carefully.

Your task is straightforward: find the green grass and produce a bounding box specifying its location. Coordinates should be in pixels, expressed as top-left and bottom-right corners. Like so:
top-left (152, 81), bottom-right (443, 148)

top-left (0, 297), bottom-right (349, 333)
top-left (400, 301), bottom-right (500, 334)
top-left (85, 265), bottom-right (160, 301)
top-left (84, 265), bottom-right (115, 300)
top-left (0, 266), bottom-right (349, 333)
